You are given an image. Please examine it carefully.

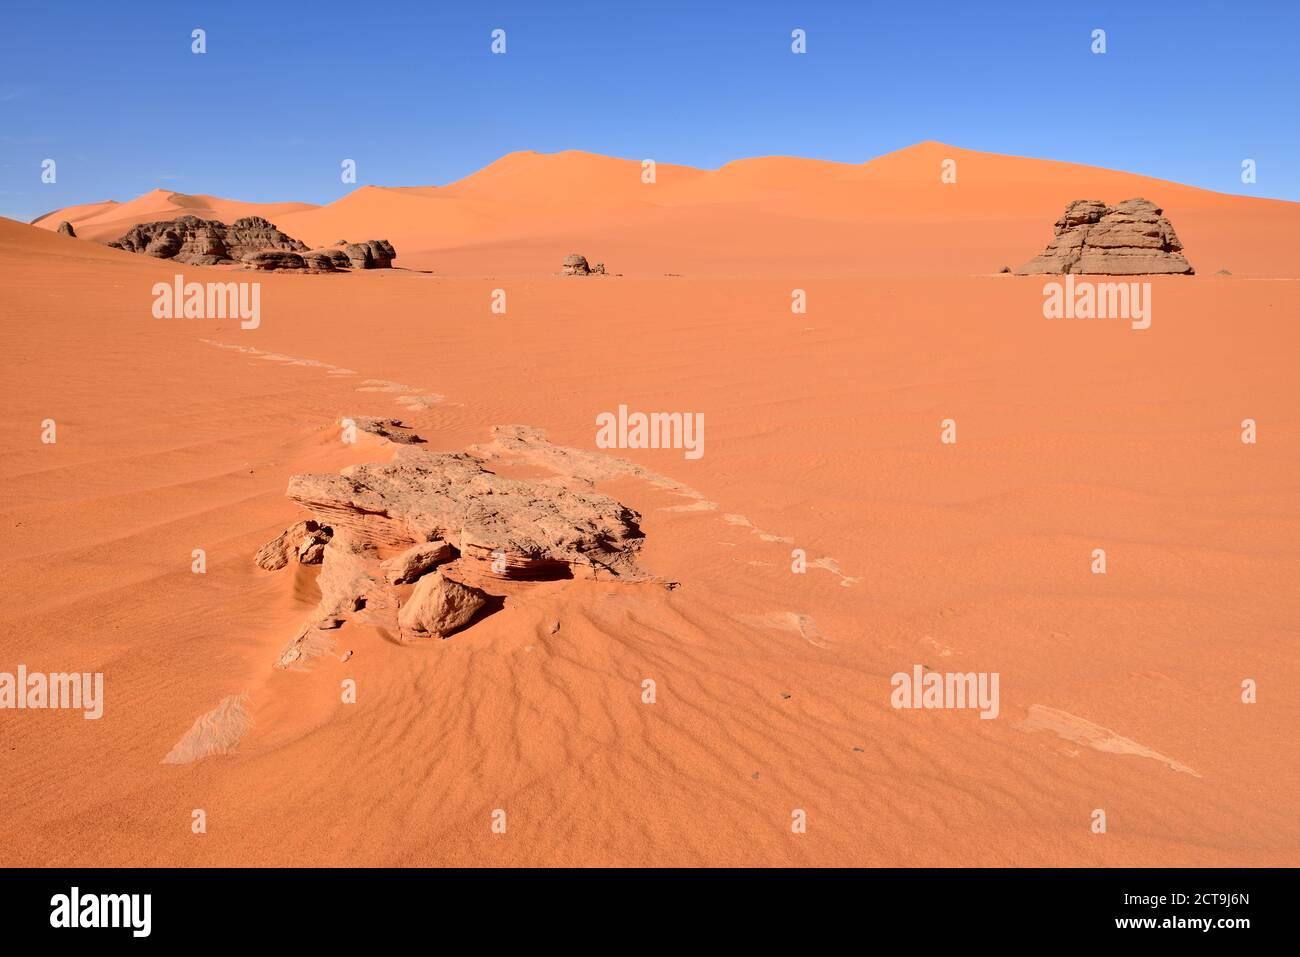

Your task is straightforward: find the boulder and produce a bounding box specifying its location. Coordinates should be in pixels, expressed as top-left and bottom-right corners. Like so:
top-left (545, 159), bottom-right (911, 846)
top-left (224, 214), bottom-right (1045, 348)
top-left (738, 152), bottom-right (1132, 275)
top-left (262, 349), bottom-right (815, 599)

top-left (337, 240), bottom-right (395, 269)
top-left (366, 239), bottom-right (396, 268)
top-left (344, 243), bottom-right (374, 268)
top-left (299, 250), bottom-right (339, 273)
top-left (243, 250), bottom-right (307, 271)
top-left (1016, 199), bottom-right (1193, 275)
top-left (397, 570), bottom-right (488, 640)
top-left (562, 253), bottom-right (590, 276)
top-left (296, 522), bottom-right (333, 564)
top-left (254, 519), bottom-right (329, 570)
top-left (56, 220), bottom-right (76, 238)
top-left (381, 540), bottom-right (455, 584)
top-left (301, 247), bottom-right (352, 271)
top-left (298, 539), bottom-right (327, 564)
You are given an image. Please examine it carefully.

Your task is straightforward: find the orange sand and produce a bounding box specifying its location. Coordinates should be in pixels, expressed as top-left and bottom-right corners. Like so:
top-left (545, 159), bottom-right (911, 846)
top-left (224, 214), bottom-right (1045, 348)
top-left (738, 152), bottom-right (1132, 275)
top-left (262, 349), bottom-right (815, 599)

top-left (2, 144), bottom-right (1297, 866)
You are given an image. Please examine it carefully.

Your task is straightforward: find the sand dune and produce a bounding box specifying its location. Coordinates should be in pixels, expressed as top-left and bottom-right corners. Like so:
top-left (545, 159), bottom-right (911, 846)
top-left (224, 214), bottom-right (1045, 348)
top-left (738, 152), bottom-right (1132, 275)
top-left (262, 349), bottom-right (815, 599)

top-left (2, 143), bottom-right (1298, 866)
top-left (32, 188), bottom-right (319, 244)
top-left (271, 142), bottom-right (1300, 276)
top-left (36, 142), bottom-right (1300, 278)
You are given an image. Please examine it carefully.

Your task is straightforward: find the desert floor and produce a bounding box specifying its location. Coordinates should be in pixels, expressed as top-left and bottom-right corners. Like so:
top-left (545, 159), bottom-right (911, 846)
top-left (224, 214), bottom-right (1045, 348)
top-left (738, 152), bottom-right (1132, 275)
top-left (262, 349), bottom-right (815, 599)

top-left (2, 145), bottom-right (1297, 866)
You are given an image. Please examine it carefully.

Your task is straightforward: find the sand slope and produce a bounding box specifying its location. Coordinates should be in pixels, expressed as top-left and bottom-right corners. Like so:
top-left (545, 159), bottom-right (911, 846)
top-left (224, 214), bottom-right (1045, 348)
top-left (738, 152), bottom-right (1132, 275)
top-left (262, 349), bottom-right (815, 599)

top-left (2, 144), bottom-right (1298, 866)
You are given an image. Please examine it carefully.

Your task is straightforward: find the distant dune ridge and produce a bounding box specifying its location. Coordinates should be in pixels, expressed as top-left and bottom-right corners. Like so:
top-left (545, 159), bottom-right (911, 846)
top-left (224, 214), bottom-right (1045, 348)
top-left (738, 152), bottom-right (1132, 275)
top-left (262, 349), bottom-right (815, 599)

top-left (29, 142), bottom-right (1300, 277)
top-left (31, 187), bottom-right (317, 242)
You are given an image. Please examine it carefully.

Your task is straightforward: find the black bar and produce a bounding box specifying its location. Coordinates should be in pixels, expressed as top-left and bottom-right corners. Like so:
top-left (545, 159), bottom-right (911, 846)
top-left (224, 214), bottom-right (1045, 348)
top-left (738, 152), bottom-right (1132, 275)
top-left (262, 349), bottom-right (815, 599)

top-left (0, 867), bottom-right (1282, 943)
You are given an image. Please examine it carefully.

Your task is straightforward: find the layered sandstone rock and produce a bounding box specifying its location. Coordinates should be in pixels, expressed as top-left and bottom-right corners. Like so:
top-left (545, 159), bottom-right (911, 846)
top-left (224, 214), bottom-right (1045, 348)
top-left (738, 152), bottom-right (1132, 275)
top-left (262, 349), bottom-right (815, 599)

top-left (262, 442), bottom-right (647, 665)
top-left (110, 215), bottom-right (308, 265)
top-left (298, 250), bottom-right (339, 272)
top-left (109, 216), bottom-right (397, 271)
top-left (56, 220), bottom-right (76, 238)
top-left (287, 449), bottom-right (645, 579)
top-left (1016, 199), bottom-right (1193, 275)
top-left (244, 250), bottom-right (307, 271)
top-left (300, 247), bottom-right (351, 271)
top-left (381, 540), bottom-right (455, 584)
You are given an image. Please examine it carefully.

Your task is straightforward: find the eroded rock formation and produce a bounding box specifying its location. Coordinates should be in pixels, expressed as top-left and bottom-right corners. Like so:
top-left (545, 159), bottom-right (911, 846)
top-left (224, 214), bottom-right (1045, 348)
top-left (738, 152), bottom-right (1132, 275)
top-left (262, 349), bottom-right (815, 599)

top-left (562, 253), bottom-right (607, 276)
top-left (254, 519), bottom-right (332, 571)
top-left (244, 250), bottom-right (308, 271)
top-left (287, 449), bottom-right (645, 579)
top-left (343, 240), bottom-right (396, 269)
top-left (262, 439), bottom-right (648, 667)
top-left (108, 215), bottom-right (397, 271)
top-left (109, 215), bottom-right (308, 265)
top-left (57, 220), bottom-right (76, 238)
top-left (345, 416), bottom-right (423, 444)
top-left (381, 540), bottom-right (455, 584)
top-left (1016, 199), bottom-right (1193, 275)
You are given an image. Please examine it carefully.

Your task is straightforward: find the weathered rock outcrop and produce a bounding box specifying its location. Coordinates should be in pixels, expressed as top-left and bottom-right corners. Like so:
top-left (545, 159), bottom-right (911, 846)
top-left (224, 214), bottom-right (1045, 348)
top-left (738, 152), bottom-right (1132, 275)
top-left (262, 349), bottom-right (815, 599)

top-left (342, 240), bottom-right (396, 269)
top-left (562, 253), bottom-right (590, 275)
top-left (56, 220), bottom-right (76, 238)
top-left (1016, 199), bottom-right (1193, 275)
top-left (287, 449), bottom-right (645, 579)
top-left (297, 250), bottom-right (339, 272)
top-left (247, 239), bottom-right (396, 271)
top-left (109, 215), bottom-right (308, 265)
top-left (562, 254), bottom-right (606, 276)
top-left (243, 250), bottom-right (307, 271)
top-left (254, 519), bottom-right (332, 570)
top-left (344, 416), bottom-right (424, 444)
top-left (109, 216), bottom-right (398, 271)
top-left (262, 443), bottom-right (648, 666)
top-left (381, 540), bottom-right (455, 584)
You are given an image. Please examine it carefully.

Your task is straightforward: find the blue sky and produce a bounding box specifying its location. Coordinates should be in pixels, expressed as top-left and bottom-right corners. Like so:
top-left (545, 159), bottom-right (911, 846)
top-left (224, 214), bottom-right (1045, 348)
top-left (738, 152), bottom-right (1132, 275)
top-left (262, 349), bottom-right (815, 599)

top-left (2, 1), bottom-right (1296, 221)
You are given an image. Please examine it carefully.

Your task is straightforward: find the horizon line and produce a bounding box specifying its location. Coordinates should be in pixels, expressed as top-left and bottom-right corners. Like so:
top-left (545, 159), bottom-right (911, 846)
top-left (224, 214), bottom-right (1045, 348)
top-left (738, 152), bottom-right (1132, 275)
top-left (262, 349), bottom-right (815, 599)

top-left (19, 140), bottom-right (1300, 224)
